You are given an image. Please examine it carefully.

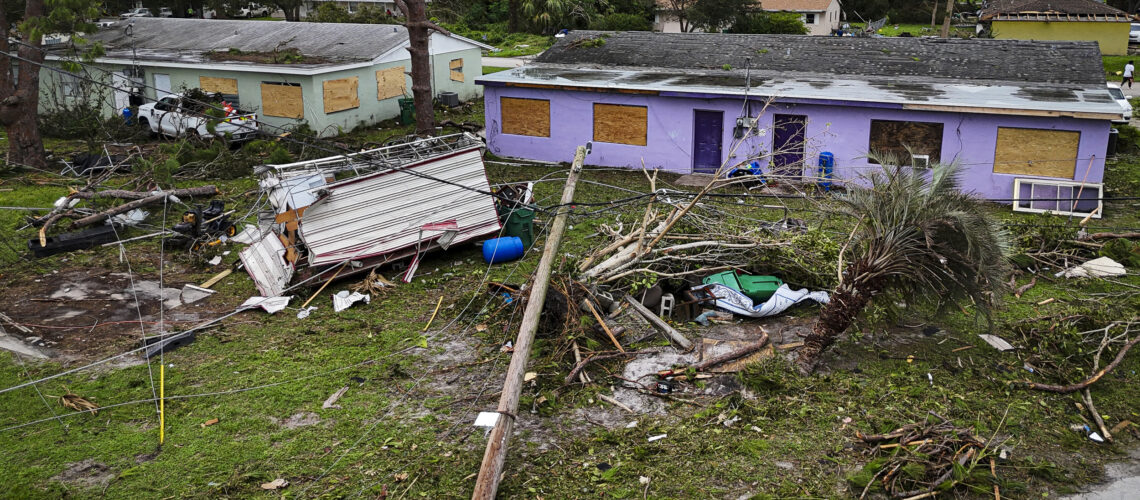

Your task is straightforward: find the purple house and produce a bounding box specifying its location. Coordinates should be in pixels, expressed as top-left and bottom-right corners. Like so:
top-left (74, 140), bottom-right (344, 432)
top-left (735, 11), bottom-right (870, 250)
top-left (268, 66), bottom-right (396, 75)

top-left (476, 32), bottom-right (1122, 216)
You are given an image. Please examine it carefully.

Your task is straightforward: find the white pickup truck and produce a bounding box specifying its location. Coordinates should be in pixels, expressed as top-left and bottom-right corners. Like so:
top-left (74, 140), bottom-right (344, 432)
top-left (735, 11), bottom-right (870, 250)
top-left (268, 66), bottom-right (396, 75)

top-left (137, 93), bottom-right (259, 142)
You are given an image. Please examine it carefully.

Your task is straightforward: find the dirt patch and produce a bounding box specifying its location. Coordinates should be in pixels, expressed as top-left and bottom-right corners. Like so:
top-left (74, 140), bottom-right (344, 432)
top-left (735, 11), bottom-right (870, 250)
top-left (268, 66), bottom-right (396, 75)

top-left (0, 266), bottom-right (232, 362)
top-left (51, 459), bottom-right (115, 490)
top-left (276, 412), bottom-right (321, 429)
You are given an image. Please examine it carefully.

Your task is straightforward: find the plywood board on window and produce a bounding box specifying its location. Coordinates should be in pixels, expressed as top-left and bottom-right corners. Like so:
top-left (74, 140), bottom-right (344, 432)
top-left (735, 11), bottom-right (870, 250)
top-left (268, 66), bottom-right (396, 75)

top-left (200, 76), bottom-right (238, 95)
top-left (500, 97), bottom-right (549, 137)
top-left (322, 77), bottom-right (359, 114)
top-left (449, 58), bottom-right (463, 82)
top-left (376, 66), bottom-right (407, 100)
top-left (993, 127), bottom-right (1079, 178)
top-left (868, 120), bottom-right (943, 163)
top-left (594, 103), bottom-right (647, 146)
top-left (260, 83), bottom-right (304, 119)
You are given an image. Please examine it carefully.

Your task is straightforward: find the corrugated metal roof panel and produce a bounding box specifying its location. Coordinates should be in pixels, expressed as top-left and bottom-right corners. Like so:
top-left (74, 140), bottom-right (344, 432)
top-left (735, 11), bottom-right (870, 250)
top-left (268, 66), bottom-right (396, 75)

top-left (297, 147), bottom-right (501, 265)
top-left (239, 232), bottom-right (293, 297)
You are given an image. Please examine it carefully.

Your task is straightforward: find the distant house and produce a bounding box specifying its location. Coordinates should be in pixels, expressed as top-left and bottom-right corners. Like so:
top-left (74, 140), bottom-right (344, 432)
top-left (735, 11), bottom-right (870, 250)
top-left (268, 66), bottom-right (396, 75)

top-left (653, 0), bottom-right (841, 34)
top-left (41, 18), bottom-right (492, 136)
top-left (980, 0), bottom-right (1133, 56)
top-left (476, 32), bottom-right (1120, 216)
top-left (760, 0), bottom-right (841, 36)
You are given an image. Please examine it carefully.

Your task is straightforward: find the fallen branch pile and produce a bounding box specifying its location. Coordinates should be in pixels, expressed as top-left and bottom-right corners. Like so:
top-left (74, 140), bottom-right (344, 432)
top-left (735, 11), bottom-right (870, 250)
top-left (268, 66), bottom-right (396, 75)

top-left (31, 185), bottom-right (219, 245)
top-left (854, 414), bottom-right (999, 499)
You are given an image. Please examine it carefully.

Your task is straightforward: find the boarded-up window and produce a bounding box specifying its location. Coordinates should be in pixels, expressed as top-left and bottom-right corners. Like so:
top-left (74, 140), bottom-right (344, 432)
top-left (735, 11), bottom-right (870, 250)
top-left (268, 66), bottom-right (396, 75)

top-left (501, 97), bottom-right (550, 137)
top-left (323, 77), bottom-right (360, 113)
top-left (993, 127), bottom-right (1079, 178)
top-left (593, 103), bottom-right (647, 146)
top-left (449, 59), bottom-right (463, 82)
top-left (260, 82), bottom-right (303, 119)
top-left (200, 76), bottom-right (238, 95)
top-left (376, 66), bottom-right (406, 100)
top-left (868, 120), bottom-right (943, 164)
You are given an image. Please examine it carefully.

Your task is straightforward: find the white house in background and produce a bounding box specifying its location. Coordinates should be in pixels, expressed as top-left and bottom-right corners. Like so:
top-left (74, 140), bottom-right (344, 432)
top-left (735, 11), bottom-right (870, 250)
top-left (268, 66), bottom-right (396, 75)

top-left (653, 0), bottom-right (842, 34)
top-left (760, 0), bottom-right (842, 36)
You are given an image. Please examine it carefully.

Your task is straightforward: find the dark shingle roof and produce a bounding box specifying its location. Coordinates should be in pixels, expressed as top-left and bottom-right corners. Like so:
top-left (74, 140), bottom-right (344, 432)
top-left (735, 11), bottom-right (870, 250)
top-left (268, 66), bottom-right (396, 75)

top-left (535, 31), bottom-right (1105, 85)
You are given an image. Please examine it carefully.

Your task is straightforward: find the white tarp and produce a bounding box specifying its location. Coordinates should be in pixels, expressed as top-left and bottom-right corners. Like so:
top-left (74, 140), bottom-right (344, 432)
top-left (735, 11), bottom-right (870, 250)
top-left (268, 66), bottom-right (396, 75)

top-left (697, 283), bottom-right (829, 318)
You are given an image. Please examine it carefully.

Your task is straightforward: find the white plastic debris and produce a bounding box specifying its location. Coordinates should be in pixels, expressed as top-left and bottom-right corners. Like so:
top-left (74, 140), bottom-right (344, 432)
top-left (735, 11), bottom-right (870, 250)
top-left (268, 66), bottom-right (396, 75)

top-left (1089, 432), bottom-right (1105, 443)
top-left (107, 208), bottom-right (149, 227)
top-left (332, 290), bottom-right (370, 312)
top-left (474, 411), bottom-right (499, 428)
top-left (180, 284), bottom-right (216, 305)
top-left (648, 434), bottom-right (667, 442)
top-left (625, 421), bottom-right (638, 429)
top-left (1057, 257), bottom-right (1127, 279)
top-left (53, 196), bottom-right (80, 209)
top-left (240, 296), bottom-right (292, 314)
top-left (978, 334), bottom-right (1015, 352)
top-left (296, 306), bottom-right (317, 319)
top-left (207, 256), bottom-right (223, 266)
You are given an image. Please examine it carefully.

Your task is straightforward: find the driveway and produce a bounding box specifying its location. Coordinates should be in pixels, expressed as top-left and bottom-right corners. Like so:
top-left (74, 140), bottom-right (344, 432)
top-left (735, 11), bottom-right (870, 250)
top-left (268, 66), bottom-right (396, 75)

top-left (483, 55), bottom-right (536, 68)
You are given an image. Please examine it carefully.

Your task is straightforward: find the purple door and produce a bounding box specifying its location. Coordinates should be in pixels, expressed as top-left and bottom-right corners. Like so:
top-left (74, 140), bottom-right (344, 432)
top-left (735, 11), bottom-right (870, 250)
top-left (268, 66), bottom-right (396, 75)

top-left (772, 114), bottom-right (806, 177)
top-left (692, 110), bottom-right (723, 173)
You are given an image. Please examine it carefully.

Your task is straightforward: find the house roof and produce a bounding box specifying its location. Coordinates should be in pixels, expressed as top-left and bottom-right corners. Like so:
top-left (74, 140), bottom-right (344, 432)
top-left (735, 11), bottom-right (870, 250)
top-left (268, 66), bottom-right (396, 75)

top-left (477, 31), bottom-right (1121, 120)
top-left (79, 18), bottom-right (493, 71)
top-left (980, 0), bottom-right (1132, 21)
top-left (760, 0), bottom-right (834, 12)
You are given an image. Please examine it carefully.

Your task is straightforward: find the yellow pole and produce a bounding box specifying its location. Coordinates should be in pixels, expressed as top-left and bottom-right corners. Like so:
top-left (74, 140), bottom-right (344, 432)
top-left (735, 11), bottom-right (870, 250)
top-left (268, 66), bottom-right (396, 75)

top-left (159, 363), bottom-right (165, 446)
top-left (423, 296), bottom-right (443, 332)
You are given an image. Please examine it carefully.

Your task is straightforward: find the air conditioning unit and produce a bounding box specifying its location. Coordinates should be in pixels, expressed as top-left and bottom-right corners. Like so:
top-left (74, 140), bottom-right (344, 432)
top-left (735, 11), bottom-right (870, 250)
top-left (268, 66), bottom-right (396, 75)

top-left (911, 154), bottom-right (930, 169)
top-left (438, 91), bottom-right (460, 108)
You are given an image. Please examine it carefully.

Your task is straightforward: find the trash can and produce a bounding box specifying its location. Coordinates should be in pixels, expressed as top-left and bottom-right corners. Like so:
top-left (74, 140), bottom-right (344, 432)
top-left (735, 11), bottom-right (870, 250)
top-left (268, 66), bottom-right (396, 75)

top-left (503, 207), bottom-right (535, 249)
top-left (398, 98), bottom-right (415, 126)
top-left (1107, 128), bottom-right (1119, 158)
top-left (817, 152), bottom-right (835, 192)
top-left (702, 270), bottom-right (783, 303)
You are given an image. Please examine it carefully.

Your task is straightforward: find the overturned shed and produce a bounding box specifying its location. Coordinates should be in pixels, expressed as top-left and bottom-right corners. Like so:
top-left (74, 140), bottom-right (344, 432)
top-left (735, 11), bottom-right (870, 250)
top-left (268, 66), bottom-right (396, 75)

top-left (241, 133), bottom-right (501, 295)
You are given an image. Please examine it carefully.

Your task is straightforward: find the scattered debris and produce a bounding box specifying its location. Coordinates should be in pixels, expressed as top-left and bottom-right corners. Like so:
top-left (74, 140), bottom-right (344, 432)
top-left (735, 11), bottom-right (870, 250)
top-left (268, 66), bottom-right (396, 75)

top-left (322, 386), bottom-right (350, 410)
top-left (179, 284), bottom-right (216, 305)
top-left (691, 283), bottom-right (829, 318)
top-left (260, 478), bottom-right (288, 490)
top-left (647, 434), bottom-right (667, 442)
top-left (58, 387), bottom-right (99, 414)
top-left (978, 334), bottom-right (1015, 352)
top-left (201, 418), bottom-right (219, 428)
top-left (240, 296), bottom-right (292, 314)
top-left (1057, 256), bottom-right (1126, 278)
top-left (332, 290), bottom-right (370, 313)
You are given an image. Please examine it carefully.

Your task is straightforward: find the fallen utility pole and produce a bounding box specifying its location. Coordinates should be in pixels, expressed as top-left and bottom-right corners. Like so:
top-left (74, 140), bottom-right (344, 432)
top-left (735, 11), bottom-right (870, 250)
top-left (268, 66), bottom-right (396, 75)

top-left (472, 145), bottom-right (586, 500)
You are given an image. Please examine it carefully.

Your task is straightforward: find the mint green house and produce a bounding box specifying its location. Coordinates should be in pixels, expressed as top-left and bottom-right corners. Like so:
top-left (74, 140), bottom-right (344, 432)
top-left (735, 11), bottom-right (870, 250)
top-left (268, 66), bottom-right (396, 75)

top-left (43, 18), bottom-right (492, 137)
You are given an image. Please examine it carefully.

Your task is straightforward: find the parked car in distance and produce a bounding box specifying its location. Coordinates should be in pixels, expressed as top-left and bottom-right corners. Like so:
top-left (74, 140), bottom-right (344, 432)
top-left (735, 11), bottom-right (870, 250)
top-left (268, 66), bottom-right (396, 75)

top-left (1107, 83), bottom-right (1132, 124)
top-left (158, 7), bottom-right (173, 17)
top-left (239, 3), bottom-right (271, 17)
top-left (119, 7), bottom-right (152, 18)
top-left (1131, 23), bottom-right (1140, 44)
top-left (137, 93), bottom-right (259, 142)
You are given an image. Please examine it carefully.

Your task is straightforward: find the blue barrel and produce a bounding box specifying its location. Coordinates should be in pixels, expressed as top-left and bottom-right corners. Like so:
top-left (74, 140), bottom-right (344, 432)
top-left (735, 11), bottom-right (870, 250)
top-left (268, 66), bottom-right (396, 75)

top-left (817, 152), bottom-right (835, 192)
top-left (482, 236), bottom-right (524, 264)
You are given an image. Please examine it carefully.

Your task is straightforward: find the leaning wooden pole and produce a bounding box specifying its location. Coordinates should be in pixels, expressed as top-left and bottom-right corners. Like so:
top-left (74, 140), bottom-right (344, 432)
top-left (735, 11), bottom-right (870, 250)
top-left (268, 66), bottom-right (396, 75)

top-left (472, 146), bottom-right (586, 499)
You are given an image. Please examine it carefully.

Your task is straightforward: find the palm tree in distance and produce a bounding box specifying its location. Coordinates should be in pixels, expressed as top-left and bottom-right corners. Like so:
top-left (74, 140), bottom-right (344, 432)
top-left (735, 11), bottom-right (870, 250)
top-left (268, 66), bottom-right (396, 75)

top-left (796, 155), bottom-right (1011, 373)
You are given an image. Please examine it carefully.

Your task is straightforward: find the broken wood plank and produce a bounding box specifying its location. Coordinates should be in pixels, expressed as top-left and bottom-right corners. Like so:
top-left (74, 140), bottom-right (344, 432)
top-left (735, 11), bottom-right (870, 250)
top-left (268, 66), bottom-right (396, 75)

top-left (584, 299), bottom-right (623, 352)
top-left (623, 294), bottom-right (692, 350)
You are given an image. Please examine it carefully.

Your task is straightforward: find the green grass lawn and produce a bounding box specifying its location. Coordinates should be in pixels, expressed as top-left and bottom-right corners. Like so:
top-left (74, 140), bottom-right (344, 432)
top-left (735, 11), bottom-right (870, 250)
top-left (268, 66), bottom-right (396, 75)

top-left (850, 22), bottom-right (973, 37)
top-left (1, 120), bottom-right (1140, 497)
top-left (1104, 55), bottom-right (1135, 80)
top-left (482, 66), bottom-right (510, 75)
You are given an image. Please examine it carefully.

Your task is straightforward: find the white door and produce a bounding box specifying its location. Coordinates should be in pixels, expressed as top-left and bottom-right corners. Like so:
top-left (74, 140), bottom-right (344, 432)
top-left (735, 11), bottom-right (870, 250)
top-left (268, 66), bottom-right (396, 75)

top-left (154, 73), bottom-right (172, 99)
top-left (112, 72), bottom-right (130, 111)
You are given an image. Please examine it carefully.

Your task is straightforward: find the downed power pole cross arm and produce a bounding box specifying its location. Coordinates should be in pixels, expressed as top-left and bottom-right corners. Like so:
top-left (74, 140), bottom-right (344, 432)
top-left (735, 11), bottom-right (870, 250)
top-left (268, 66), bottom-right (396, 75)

top-left (472, 146), bottom-right (586, 499)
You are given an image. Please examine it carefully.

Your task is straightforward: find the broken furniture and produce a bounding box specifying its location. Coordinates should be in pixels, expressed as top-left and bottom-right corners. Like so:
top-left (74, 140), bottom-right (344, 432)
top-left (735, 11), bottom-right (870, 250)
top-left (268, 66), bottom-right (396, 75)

top-left (240, 133), bottom-right (501, 296)
top-left (702, 270), bottom-right (783, 302)
top-left (167, 200), bottom-right (237, 251)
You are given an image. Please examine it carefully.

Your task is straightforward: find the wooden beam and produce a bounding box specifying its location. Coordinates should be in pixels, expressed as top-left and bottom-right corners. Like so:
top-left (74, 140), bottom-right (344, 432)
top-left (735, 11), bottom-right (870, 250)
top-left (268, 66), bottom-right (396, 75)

top-left (471, 146), bottom-right (587, 500)
top-left (901, 103), bottom-right (1120, 121)
top-left (624, 294), bottom-right (692, 350)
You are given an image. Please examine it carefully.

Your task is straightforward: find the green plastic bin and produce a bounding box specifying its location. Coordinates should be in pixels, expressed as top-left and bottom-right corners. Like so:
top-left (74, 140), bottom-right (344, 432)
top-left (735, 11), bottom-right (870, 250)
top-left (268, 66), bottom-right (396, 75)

top-left (702, 270), bottom-right (783, 303)
top-left (503, 207), bottom-right (535, 249)
top-left (398, 98), bottom-right (415, 125)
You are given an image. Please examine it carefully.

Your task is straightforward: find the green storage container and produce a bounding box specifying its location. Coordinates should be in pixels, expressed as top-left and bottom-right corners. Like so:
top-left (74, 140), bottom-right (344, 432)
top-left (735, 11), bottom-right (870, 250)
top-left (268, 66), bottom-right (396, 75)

top-left (502, 207), bottom-right (535, 248)
top-left (702, 270), bottom-right (783, 303)
top-left (398, 98), bottom-right (415, 125)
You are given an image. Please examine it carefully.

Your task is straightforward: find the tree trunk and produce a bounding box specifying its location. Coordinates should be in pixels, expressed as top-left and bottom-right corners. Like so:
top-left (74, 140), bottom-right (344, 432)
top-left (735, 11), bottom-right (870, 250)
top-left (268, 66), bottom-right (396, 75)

top-left (0, 0), bottom-right (48, 170)
top-left (796, 281), bottom-right (872, 374)
top-left (940, 0), bottom-right (954, 38)
top-left (396, 0), bottom-right (450, 136)
top-left (508, 0), bottom-right (520, 32)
